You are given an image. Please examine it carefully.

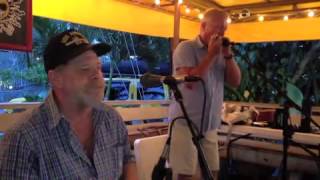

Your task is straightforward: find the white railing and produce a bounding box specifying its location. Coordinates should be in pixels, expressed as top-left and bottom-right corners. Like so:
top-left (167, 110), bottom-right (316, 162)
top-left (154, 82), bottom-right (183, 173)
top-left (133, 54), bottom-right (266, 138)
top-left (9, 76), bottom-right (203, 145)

top-left (1, 100), bottom-right (320, 174)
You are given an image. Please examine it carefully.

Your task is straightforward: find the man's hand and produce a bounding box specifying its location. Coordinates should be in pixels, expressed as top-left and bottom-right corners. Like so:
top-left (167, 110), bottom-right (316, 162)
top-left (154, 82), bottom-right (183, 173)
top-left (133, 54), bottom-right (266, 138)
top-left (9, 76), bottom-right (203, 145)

top-left (208, 34), bottom-right (222, 57)
top-left (222, 42), bottom-right (233, 58)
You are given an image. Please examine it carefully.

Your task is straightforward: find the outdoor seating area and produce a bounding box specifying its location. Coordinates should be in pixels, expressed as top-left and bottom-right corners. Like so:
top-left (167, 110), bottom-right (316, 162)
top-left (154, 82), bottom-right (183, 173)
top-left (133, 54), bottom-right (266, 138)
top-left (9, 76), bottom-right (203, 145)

top-left (1, 0), bottom-right (320, 179)
top-left (1, 101), bottom-right (320, 179)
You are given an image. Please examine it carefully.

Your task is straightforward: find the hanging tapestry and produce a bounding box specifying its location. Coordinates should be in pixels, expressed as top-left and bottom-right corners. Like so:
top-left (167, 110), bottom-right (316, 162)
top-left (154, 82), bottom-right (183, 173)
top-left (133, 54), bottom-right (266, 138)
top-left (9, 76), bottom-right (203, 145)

top-left (0, 0), bottom-right (32, 51)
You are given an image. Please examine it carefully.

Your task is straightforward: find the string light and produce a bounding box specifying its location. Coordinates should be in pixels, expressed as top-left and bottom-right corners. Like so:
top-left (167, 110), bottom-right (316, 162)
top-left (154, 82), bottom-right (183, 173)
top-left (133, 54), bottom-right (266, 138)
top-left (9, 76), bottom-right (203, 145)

top-left (194, 8), bottom-right (200, 13)
top-left (308, 10), bottom-right (315, 17)
top-left (227, 17), bottom-right (232, 24)
top-left (185, 7), bottom-right (191, 14)
top-left (149, 2), bottom-right (319, 23)
top-left (198, 13), bottom-right (204, 20)
top-left (258, 15), bottom-right (264, 22)
top-left (154, 0), bottom-right (160, 6)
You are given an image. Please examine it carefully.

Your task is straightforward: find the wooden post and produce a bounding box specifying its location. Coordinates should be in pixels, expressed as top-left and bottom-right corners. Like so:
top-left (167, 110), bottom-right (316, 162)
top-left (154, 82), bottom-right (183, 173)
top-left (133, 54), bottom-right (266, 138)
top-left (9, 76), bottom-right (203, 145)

top-left (172, 0), bottom-right (181, 52)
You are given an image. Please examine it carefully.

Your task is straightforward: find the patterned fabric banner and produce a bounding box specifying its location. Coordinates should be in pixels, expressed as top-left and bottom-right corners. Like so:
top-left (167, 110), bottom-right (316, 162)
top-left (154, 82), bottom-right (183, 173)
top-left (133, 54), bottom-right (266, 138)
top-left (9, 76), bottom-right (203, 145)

top-left (0, 0), bottom-right (32, 51)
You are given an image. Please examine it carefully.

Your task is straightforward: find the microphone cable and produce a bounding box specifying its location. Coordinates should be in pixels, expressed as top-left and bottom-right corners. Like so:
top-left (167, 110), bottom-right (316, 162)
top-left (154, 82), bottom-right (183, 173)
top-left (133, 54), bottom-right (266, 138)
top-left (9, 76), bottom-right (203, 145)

top-left (152, 76), bottom-right (208, 180)
top-left (199, 78), bottom-right (207, 137)
top-left (152, 116), bottom-right (200, 180)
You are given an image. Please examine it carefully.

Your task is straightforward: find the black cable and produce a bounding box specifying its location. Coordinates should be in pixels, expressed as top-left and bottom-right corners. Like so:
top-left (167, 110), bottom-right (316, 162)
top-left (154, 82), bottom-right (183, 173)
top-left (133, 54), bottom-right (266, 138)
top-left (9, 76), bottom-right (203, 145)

top-left (170, 75), bottom-right (205, 137)
top-left (172, 82), bottom-right (214, 180)
top-left (290, 141), bottom-right (320, 177)
top-left (152, 116), bottom-right (186, 180)
top-left (152, 116), bottom-right (201, 180)
top-left (237, 51), bottom-right (320, 179)
top-left (199, 78), bottom-right (207, 136)
top-left (226, 133), bottom-right (252, 169)
top-left (223, 133), bottom-right (252, 179)
top-left (169, 116), bottom-right (184, 138)
top-left (169, 116), bottom-right (200, 142)
top-left (170, 77), bottom-right (206, 136)
top-left (241, 52), bottom-right (320, 129)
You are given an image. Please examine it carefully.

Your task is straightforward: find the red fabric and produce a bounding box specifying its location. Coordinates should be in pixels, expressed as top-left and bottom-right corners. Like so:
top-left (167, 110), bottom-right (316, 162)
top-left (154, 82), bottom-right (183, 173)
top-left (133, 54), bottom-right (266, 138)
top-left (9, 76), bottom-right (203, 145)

top-left (0, 0), bottom-right (32, 52)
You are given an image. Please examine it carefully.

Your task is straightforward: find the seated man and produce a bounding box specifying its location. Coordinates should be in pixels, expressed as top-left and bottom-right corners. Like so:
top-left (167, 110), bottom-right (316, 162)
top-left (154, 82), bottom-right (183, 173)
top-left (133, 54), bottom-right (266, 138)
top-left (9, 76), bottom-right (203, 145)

top-left (0, 29), bottom-right (137, 179)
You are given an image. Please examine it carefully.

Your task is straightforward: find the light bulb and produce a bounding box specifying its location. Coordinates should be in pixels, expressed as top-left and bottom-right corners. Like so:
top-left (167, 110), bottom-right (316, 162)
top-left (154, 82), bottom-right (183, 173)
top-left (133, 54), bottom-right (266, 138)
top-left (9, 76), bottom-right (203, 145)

top-left (308, 10), bottom-right (315, 17)
top-left (258, 15), bottom-right (264, 22)
top-left (198, 13), bottom-right (204, 20)
top-left (155, 0), bottom-right (160, 6)
top-left (227, 17), bottom-right (232, 24)
top-left (185, 7), bottom-right (191, 14)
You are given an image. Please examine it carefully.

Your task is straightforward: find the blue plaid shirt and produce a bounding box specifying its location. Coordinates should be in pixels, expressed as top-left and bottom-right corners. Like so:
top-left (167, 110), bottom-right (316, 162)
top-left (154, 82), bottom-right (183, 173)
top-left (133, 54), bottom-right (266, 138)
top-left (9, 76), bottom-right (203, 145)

top-left (0, 93), bottom-right (132, 179)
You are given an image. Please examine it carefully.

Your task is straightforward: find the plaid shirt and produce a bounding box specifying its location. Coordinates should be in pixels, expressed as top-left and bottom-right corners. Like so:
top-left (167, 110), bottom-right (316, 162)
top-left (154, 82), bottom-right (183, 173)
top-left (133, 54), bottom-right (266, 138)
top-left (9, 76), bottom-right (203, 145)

top-left (0, 93), bottom-right (132, 179)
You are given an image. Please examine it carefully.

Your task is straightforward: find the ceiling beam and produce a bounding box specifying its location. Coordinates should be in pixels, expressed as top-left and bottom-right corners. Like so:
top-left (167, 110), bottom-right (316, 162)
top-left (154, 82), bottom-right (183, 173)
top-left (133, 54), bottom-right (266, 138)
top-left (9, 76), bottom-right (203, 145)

top-left (223, 0), bottom-right (320, 11)
top-left (186, 0), bottom-right (223, 11)
top-left (231, 7), bottom-right (320, 23)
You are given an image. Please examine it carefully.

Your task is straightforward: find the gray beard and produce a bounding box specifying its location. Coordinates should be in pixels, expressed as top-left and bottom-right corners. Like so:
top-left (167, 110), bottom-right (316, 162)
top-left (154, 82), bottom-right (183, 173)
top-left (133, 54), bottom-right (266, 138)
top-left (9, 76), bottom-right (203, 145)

top-left (76, 90), bottom-right (104, 110)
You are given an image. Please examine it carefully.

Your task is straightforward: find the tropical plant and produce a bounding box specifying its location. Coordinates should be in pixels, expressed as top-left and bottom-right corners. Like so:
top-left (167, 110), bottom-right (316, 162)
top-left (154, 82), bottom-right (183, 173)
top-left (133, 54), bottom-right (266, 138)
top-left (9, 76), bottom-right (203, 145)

top-left (225, 41), bottom-right (320, 105)
top-left (1, 16), bottom-right (319, 105)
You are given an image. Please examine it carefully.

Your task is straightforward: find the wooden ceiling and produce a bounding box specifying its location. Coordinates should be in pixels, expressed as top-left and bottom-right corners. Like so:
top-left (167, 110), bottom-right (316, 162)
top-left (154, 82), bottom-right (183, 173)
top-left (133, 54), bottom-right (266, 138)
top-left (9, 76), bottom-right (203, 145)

top-left (33, 0), bottom-right (320, 42)
top-left (124, 0), bottom-right (320, 23)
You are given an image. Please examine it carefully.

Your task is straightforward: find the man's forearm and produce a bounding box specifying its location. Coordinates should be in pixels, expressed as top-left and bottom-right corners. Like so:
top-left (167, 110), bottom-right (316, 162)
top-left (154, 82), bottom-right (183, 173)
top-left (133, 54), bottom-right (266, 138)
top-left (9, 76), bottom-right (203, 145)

top-left (190, 53), bottom-right (217, 77)
top-left (225, 58), bottom-right (241, 87)
top-left (123, 162), bottom-right (138, 180)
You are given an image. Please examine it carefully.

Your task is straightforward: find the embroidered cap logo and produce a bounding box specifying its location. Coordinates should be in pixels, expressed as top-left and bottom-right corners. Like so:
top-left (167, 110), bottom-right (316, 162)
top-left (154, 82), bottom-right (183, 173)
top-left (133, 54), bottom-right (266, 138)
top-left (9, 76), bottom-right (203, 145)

top-left (61, 32), bottom-right (89, 46)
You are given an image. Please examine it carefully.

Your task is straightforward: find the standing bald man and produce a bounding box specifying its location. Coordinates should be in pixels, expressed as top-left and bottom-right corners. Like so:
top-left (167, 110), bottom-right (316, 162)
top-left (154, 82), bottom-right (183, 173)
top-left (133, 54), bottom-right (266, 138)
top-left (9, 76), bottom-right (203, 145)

top-left (169, 9), bottom-right (241, 179)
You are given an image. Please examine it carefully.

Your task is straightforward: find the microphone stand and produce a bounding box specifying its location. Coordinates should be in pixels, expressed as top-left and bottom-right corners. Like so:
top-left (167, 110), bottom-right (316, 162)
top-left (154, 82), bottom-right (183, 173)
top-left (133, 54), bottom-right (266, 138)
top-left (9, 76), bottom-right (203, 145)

top-left (299, 78), bottom-right (313, 133)
top-left (239, 57), bottom-right (320, 180)
top-left (164, 76), bottom-right (214, 180)
top-left (279, 92), bottom-right (320, 180)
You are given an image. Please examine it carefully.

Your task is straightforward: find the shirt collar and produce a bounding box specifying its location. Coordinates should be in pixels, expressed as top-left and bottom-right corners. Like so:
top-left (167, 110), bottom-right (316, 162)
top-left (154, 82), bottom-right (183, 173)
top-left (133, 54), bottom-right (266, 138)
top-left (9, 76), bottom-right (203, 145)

top-left (44, 91), bottom-right (64, 129)
top-left (195, 35), bottom-right (206, 49)
top-left (44, 91), bottom-right (106, 130)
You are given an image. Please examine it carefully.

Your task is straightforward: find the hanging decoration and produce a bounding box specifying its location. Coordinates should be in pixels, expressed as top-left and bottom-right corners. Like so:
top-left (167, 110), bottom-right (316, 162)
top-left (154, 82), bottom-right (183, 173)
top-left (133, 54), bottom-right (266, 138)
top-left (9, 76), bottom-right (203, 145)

top-left (0, 0), bottom-right (32, 51)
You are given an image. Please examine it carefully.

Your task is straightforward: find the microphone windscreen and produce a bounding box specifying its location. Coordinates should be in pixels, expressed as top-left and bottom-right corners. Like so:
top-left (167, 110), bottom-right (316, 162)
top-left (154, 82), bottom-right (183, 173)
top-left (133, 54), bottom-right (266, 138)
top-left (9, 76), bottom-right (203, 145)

top-left (140, 72), bottom-right (163, 88)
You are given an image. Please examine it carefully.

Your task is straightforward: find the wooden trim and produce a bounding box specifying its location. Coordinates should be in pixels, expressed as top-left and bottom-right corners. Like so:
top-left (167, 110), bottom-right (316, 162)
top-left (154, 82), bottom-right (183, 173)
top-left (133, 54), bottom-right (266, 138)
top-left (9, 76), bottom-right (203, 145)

top-left (1, 102), bottom-right (320, 145)
top-left (219, 125), bottom-right (320, 146)
top-left (219, 144), bottom-right (318, 173)
top-left (218, 136), bottom-right (319, 157)
top-left (1, 101), bottom-right (319, 111)
top-left (0, 100), bottom-right (171, 108)
top-left (127, 122), bottom-right (168, 135)
top-left (115, 106), bottom-right (168, 122)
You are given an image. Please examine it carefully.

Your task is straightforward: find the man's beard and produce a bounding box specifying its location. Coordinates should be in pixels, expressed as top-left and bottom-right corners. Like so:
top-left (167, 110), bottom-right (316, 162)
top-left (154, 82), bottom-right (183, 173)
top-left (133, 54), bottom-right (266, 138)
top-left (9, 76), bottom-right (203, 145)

top-left (75, 85), bottom-right (105, 110)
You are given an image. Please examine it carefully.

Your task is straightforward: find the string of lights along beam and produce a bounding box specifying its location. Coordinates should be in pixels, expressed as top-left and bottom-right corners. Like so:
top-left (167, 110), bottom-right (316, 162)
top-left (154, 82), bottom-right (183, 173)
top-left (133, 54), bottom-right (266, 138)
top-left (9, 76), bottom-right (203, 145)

top-left (152, 0), bottom-right (319, 23)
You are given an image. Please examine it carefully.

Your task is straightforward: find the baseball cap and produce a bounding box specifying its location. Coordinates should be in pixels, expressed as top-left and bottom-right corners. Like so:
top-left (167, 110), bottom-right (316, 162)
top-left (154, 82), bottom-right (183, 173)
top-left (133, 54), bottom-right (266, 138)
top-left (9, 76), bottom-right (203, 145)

top-left (43, 29), bottom-right (111, 73)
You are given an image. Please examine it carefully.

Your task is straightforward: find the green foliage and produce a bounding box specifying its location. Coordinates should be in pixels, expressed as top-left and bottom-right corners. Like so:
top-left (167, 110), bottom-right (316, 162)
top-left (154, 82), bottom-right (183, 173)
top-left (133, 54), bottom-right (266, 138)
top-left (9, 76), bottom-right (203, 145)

top-left (2, 16), bottom-right (320, 105)
top-left (21, 63), bottom-right (47, 84)
top-left (0, 69), bottom-right (13, 81)
top-left (225, 41), bottom-right (320, 105)
top-left (0, 69), bottom-right (14, 87)
top-left (24, 95), bottom-right (45, 102)
top-left (0, 63), bottom-right (47, 86)
top-left (133, 36), bottom-right (170, 67)
top-left (31, 17), bottom-right (172, 100)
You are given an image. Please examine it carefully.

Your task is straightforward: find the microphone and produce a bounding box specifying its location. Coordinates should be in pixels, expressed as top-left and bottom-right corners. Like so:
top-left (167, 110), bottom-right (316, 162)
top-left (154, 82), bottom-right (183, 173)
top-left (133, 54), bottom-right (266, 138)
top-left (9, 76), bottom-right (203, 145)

top-left (222, 37), bottom-right (235, 47)
top-left (140, 72), bottom-right (201, 88)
